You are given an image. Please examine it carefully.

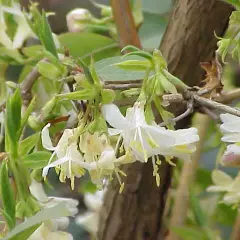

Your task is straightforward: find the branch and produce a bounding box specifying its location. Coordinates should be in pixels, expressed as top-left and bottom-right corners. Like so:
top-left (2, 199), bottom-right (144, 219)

top-left (213, 88), bottom-right (240, 103)
top-left (111, 0), bottom-right (141, 49)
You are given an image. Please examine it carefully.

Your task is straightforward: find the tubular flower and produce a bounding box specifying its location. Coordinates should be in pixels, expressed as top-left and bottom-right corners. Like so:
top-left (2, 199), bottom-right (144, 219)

top-left (207, 170), bottom-right (240, 206)
top-left (101, 102), bottom-right (199, 163)
top-left (220, 113), bottom-right (240, 165)
top-left (79, 132), bottom-right (128, 187)
top-left (41, 124), bottom-right (86, 189)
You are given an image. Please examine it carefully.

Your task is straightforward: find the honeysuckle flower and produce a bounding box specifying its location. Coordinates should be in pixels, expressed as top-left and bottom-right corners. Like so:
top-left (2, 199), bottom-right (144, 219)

top-left (76, 190), bottom-right (105, 235)
top-left (41, 124), bottom-right (86, 189)
top-left (207, 170), bottom-right (240, 206)
top-left (29, 179), bottom-right (79, 230)
top-left (28, 221), bottom-right (73, 240)
top-left (220, 113), bottom-right (240, 166)
top-left (102, 103), bottom-right (199, 163)
top-left (79, 132), bottom-right (127, 187)
top-left (66, 8), bottom-right (93, 32)
top-left (2, 4), bottom-right (37, 49)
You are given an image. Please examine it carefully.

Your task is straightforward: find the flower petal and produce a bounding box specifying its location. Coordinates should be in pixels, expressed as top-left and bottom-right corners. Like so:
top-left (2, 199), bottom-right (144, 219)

top-left (41, 123), bottom-right (55, 151)
top-left (42, 156), bottom-right (68, 177)
top-left (101, 104), bottom-right (131, 130)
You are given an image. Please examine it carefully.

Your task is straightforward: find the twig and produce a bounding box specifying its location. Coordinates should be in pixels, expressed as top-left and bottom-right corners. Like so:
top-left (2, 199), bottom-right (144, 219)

top-left (213, 88), bottom-right (240, 103)
top-left (104, 83), bottom-right (142, 90)
top-left (193, 94), bottom-right (240, 117)
top-left (160, 100), bottom-right (193, 126)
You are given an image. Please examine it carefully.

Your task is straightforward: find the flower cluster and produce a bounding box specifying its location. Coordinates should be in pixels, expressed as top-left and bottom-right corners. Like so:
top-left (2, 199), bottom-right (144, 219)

top-left (41, 101), bottom-right (199, 189)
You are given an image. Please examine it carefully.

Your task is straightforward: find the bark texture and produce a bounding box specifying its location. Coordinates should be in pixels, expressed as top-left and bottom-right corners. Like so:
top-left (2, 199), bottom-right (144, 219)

top-left (98, 1), bottom-right (233, 240)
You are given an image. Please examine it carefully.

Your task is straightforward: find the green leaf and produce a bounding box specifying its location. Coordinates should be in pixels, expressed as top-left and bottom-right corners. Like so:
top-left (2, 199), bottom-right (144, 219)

top-left (36, 61), bottom-right (61, 80)
top-left (123, 50), bottom-right (153, 60)
top-left (95, 56), bottom-right (151, 81)
top-left (113, 60), bottom-right (152, 71)
top-left (22, 151), bottom-right (51, 169)
top-left (6, 89), bottom-right (22, 154)
top-left (19, 133), bottom-right (40, 156)
top-left (121, 45), bottom-right (141, 52)
top-left (171, 226), bottom-right (208, 240)
top-left (77, 58), bottom-right (94, 84)
top-left (189, 189), bottom-right (207, 228)
top-left (58, 32), bottom-right (120, 63)
top-left (0, 161), bottom-right (16, 229)
top-left (39, 11), bottom-right (58, 58)
top-left (4, 202), bottom-right (71, 240)
top-left (58, 89), bottom-right (96, 101)
top-left (139, 13), bottom-right (167, 49)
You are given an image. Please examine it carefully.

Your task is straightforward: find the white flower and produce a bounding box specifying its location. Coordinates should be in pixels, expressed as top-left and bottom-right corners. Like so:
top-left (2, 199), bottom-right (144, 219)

top-left (76, 190), bottom-right (105, 236)
top-left (102, 103), bottom-right (199, 162)
top-left (1, 4), bottom-right (37, 49)
top-left (220, 113), bottom-right (240, 142)
top-left (29, 179), bottom-right (79, 230)
top-left (207, 170), bottom-right (240, 206)
top-left (41, 124), bottom-right (86, 189)
top-left (79, 132), bottom-right (125, 187)
top-left (66, 8), bottom-right (93, 32)
top-left (28, 221), bottom-right (73, 240)
top-left (220, 113), bottom-right (240, 166)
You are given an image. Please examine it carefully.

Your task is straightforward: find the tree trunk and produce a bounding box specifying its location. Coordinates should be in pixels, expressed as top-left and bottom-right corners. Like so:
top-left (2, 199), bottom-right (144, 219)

top-left (98, 1), bottom-right (232, 240)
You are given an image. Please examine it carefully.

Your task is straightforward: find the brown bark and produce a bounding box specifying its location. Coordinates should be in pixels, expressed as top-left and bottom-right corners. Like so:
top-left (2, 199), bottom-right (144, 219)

top-left (98, 1), bottom-right (233, 240)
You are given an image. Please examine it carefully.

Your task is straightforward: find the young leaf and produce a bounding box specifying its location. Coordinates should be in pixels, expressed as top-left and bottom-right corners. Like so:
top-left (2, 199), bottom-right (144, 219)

top-left (36, 61), bottom-right (61, 80)
top-left (121, 45), bottom-right (141, 52)
top-left (58, 89), bottom-right (96, 101)
top-left (5, 89), bottom-right (22, 154)
top-left (77, 58), bottom-right (94, 84)
top-left (18, 133), bottom-right (40, 156)
top-left (39, 11), bottom-right (58, 58)
top-left (123, 50), bottom-right (153, 60)
top-left (113, 60), bottom-right (152, 71)
top-left (0, 161), bottom-right (16, 229)
top-left (22, 151), bottom-right (51, 169)
top-left (101, 89), bottom-right (115, 104)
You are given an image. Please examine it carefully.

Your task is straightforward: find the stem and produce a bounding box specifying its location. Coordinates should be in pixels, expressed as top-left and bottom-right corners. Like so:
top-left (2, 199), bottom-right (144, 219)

top-left (166, 114), bottom-right (210, 240)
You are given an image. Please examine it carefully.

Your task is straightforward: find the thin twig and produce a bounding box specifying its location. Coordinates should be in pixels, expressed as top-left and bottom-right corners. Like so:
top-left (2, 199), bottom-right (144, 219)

top-left (213, 88), bottom-right (240, 103)
top-left (160, 100), bottom-right (193, 126)
top-left (193, 94), bottom-right (240, 117)
top-left (104, 83), bottom-right (142, 90)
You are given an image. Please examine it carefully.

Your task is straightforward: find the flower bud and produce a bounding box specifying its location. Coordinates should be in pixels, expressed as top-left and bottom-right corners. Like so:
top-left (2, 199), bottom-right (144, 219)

top-left (66, 8), bottom-right (93, 32)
